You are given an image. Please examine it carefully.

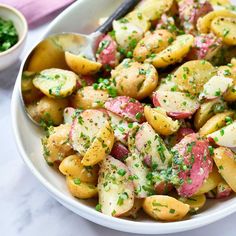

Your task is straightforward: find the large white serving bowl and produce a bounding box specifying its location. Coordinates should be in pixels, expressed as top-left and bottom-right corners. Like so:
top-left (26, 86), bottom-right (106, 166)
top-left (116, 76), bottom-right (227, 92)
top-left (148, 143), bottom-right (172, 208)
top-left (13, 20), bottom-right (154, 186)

top-left (11, 0), bottom-right (236, 234)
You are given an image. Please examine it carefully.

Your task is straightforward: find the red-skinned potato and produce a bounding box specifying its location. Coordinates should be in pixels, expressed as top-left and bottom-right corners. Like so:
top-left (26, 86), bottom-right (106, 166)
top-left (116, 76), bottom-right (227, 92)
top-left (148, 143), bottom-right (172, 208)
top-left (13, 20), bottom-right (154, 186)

top-left (105, 96), bottom-right (145, 123)
top-left (153, 91), bottom-right (200, 119)
top-left (216, 181), bottom-right (232, 199)
top-left (172, 133), bottom-right (213, 197)
top-left (110, 142), bottom-right (129, 161)
top-left (98, 156), bottom-right (134, 216)
top-left (176, 127), bottom-right (195, 143)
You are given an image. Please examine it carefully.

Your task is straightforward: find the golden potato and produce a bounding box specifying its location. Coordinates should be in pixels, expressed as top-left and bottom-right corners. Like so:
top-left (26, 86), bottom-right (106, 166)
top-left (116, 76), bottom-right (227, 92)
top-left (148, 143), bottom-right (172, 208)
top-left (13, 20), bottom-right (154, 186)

top-left (33, 68), bottom-right (77, 98)
top-left (174, 60), bottom-right (214, 95)
top-left (82, 121), bottom-right (115, 166)
top-left (135, 0), bottom-right (173, 21)
top-left (195, 165), bottom-right (222, 195)
top-left (42, 124), bottom-right (74, 165)
top-left (66, 176), bottom-right (97, 199)
top-left (112, 59), bottom-right (158, 100)
top-left (199, 110), bottom-right (235, 136)
top-left (194, 98), bottom-right (227, 130)
top-left (27, 38), bottom-right (69, 72)
top-left (211, 17), bottom-right (236, 45)
top-left (144, 106), bottom-right (180, 136)
top-left (146, 34), bottom-right (194, 68)
top-left (179, 195), bottom-right (206, 213)
top-left (21, 71), bottom-right (43, 104)
top-left (133, 30), bottom-right (174, 62)
top-left (27, 96), bottom-right (69, 126)
top-left (197, 9), bottom-right (236, 34)
top-left (70, 86), bottom-right (109, 109)
top-left (143, 195), bottom-right (190, 221)
top-left (65, 52), bottom-right (102, 75)
top-left (59, 154), bottom-right (99, 183)
top-left (213, 147), bottom-right (236, 192)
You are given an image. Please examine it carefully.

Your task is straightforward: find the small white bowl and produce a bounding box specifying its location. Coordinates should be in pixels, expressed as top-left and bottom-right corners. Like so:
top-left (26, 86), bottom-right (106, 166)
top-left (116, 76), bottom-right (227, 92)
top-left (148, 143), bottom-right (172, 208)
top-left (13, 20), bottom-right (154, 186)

top-left (0, 4), bottom-right (28, 71)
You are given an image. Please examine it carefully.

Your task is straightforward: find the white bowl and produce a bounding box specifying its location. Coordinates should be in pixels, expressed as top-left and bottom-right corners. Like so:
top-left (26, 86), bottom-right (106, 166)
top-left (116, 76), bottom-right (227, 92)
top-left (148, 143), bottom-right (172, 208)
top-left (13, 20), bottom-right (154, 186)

top-left (11, 0), bottom-right (236, 234)
top-left (0, 4), bottom-right (28, 71)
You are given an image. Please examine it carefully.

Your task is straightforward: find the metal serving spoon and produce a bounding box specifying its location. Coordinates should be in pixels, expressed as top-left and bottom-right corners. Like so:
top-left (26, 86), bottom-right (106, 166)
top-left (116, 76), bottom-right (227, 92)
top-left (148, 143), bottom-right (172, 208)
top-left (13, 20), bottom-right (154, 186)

top-left (21, 0), bottom-right (140, 125)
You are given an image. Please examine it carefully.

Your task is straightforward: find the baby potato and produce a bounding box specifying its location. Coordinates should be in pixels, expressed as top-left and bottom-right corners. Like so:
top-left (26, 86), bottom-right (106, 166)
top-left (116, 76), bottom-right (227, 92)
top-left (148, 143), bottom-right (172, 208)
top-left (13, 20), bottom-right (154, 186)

top-left (195, 165), bottom-right (222, 195)
top-left (71, 86), bottom-right (109, 109)
top-left (66, 176), bottom-right (97, 199)
top-left (65, 52), bottom-right (102, 75)
top-left (27, 38), bottom-right (69, 72)
top-left (122, 198), bottom-right (144, 218)
top-left (174, 60), bottom-right (214, 95)
top-left (199, 110), bottom-right (235, 136)
top-left (213, 147), bottom-right (236, 192)
top-left (211, 17), bottom-right (236, 45)
top-left (133, 30), bottom-right (174, 62)
top-left (146, 34), bottom-right (194, 68)
top-left (179, 194), bottom-right (206, 213)
top-left (59, 154), bottom-right (99, 183)
top-left (135, 0), bottom-right (173, 21)
top-left (42, 124), bottom-right (74, 165)
top-left (22, 71), bottom-right (43, 104)
top-left (144, 106), bottom-right (180, 136)
top-left (33, 68), bottom-right (77, 98)
top-left (143, 195), bottom-right (190, 221)
top-left (112, 59), bottom-right (158, 100)
top-left (27, 96), bottom-right (69, 126)
top-left (197, 9), bottom-right (236, 33)
top-left (82, 121), bottom-right (115, 166)
top-left (194, 98), bottom-right (227, 130)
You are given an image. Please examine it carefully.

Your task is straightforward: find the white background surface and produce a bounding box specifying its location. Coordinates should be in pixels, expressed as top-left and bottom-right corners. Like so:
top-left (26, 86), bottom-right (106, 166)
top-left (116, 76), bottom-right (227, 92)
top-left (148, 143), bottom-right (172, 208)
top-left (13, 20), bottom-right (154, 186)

top-left (1, 10), bottom-right (236, 236)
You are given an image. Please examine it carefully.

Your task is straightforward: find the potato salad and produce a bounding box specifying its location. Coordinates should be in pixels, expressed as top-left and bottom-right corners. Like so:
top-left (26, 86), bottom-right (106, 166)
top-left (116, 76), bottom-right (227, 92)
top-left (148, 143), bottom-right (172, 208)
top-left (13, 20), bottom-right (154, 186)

top-left (22, 0), bottom-right (236, 222)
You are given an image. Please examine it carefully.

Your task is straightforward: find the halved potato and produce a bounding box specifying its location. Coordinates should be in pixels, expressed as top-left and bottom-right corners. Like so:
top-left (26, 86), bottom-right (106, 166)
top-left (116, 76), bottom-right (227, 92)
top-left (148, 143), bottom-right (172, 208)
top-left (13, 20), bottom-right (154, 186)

top-left (81, 121), bottom-right (115, 166)
top-left (179, 194), bottom-right (206, 213)
top-left (65, 52), bottom-right (102, 75)
top-left (98, 156), bottom-right (134, 216)
top-left (194, 98), bottom-right (227, 130)
top-left (33, 68), bottom-right (77, 98)
top-left (135, 0), bottom-right (173, 21)
top-left (213, 147), bottom-right (236, 192)
top-left (27, 38), bottom-right (69, 72)
top-left (211, 16), bottom-right (236, 45)
top-left (59, 154), bottom-right (98, 183)
top-left (122, 198), bottom-right (144, 218)
top-left (71, 86), bottom-right (109, 109)
top-left (174, 60), bottom-right (214, 95)
top-left (70, 109), bottom-right (108, 155)
top-left (146, 34), bottom-right (194, 68)
top-left (207, 121), bottom-right (236, 147)
top-left (197, 9), bottom-right (236, 33)
top-left (199, 110), bottom-right (235, 136)
top-left (194, 165), bottom-right (222, 195)
top-left (143, 195), bottom-right (190, 221)
top-left (66, 176), bottom-right (97, 199)
top-left (144, 106), bottom-right (180, 135)
top-left (125, 153), bottom-right (152, 198)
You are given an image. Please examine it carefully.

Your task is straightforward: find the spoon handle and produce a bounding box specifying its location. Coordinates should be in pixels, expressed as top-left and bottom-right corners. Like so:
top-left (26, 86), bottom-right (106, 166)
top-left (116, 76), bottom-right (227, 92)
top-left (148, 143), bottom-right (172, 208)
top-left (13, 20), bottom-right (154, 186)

top-left (95, 0), bottom-right (141, 34)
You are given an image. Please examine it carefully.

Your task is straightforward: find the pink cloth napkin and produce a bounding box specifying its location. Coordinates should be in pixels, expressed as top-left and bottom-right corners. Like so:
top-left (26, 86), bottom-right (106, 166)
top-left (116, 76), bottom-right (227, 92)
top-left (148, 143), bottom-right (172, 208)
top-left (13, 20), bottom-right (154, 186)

top-left (1, 0), bottom-right (74, 25)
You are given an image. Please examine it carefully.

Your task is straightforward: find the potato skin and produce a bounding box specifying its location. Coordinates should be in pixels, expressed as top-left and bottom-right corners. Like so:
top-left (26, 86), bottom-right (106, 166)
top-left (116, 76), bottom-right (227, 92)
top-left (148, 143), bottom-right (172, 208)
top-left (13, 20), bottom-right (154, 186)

top-left (144, 106), bottom-right (180, 136)
top-left (66, 176), bottom-right (97, 199)
top-left (179, 194), bottom-right (206, 213)
top-left (199, 110), bottom-right (235, 136)
top-left (213, 147), bottom-right (236, 192)
top-left (133, 30), bottom-right (174, 62)
top-left (143, 195), bottom-right (190, 221)
top-left (42, 124), bottom-right (74, 165)
top-left (111, 59), bottom-right (158, 100)
top-left (71, 86), bottom-right (109, 109)
top-left (27, 96), bottom-right (69, 125)
top-left (59, 154), bottom-right (99, 183)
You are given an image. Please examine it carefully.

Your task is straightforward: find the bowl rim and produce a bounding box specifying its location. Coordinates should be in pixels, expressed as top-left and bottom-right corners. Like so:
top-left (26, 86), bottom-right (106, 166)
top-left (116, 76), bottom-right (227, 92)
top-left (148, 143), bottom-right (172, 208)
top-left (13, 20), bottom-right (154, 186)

top-left (11, 0), bottom-right (236, 234)
top-left (0, 3), bottom-right (28, 56)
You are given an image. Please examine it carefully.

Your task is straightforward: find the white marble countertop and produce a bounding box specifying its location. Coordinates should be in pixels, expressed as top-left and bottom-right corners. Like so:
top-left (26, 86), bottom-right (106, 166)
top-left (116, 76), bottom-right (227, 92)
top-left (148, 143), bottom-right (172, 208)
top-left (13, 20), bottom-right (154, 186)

top-left (1, 18), bottom-right (236, 236)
